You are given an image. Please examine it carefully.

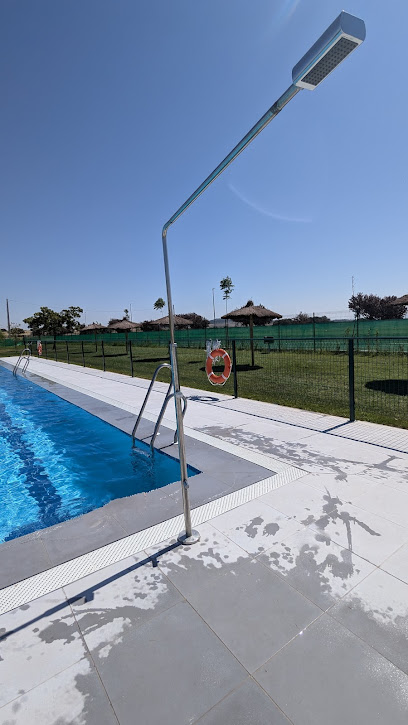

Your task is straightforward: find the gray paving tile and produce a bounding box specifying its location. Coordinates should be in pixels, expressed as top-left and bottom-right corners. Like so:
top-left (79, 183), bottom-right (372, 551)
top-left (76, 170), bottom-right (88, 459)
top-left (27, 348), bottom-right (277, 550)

top-left (259, 527), bottom-right (375, 610)
top-left (0, 589), bottom-right (85, 708)
top-left (195, 678), bottom-right (291, 724)
top-left (95, 600), bottom-right (247, 725)
top-left (149, 521), bottom-right (249, 600)
top-left (187, 557), bottom-right (321, 673)
top-left (382, 474), bottom-right (408, 494)
top-left (299, 472), bottom-right (381, 504)
top-left (305, 433), bottom-right (391, 465)
top-left (255, 614), bottom-right (408, 725)
top-left (64, 555), bottom-right (183, 657)
top-left (310, 500), bottom-right (408, 566)
top-left (329, 568), bottom-right (408, 674)
top-left (0, 534), bottom-right (51, 589)
top-left (224, 417), bottom-right (317, 443)
top-left (0, 656), bottom-right (118, 724)
top-left (40, 509), bottom-right (128, 566)
top-left (211, 499), bottom-right (301, 554)
top-left (260, 480), bottom-right (340, 525)
top-left (352, 484), bottom-right (408, 528)
top-left (381, 543), bottom-right (408, 584)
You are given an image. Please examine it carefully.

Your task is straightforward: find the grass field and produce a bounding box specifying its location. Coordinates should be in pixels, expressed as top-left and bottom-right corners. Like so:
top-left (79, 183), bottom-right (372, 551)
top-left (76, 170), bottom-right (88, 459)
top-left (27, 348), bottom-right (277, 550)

top-left (1, 340), bottom-right (407, 429)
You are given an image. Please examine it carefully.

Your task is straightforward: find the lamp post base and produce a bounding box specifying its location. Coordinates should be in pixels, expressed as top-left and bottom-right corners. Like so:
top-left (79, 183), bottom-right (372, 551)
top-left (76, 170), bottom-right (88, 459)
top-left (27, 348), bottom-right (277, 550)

top-left (178, 530), bottom-right (200, 546)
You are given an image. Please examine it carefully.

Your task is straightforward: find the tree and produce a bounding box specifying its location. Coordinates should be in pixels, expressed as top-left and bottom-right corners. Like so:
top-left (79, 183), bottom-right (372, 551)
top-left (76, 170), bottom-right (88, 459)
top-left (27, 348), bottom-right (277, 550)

top-left (381, 296), bottom-right (407, 319)
top-left (23, 306), bottom-right (83, 336)
top-left (293, 312), bottom-right (331, 324)
top-left (10, 326), bottom-right (25, 336)
top-left (123, 308), bottom-right (130, 320)
top-left (220, 277), bottom-right (234, 312)
top-left (60, 307), bottom-right (84, 333)
top-left (348, 293), bottom-right (406, 320)
top-left (294, 312), bottom-right (311, 324)
top-left (154, 297), bottom-right (166, 311)
top-left (179, 313), bottom-right (209, 329)
top-left (220, 276), bottom-right (234, 336)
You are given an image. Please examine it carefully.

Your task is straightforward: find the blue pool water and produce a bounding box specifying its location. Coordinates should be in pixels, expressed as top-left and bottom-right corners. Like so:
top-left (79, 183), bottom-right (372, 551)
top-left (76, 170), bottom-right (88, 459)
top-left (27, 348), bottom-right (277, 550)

top-left (0, 366), bottom-right (196, 543)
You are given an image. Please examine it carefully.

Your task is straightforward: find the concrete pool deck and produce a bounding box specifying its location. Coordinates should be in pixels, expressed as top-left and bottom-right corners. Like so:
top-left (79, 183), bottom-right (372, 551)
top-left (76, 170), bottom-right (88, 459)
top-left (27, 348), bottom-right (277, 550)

top-left (0, 357), bottom-right (408, 724)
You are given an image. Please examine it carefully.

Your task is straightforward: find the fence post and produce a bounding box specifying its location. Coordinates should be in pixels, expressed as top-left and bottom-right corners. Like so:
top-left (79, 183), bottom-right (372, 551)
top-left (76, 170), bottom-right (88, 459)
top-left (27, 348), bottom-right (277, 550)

top-left (66, 341), bottom-right (70, 364)
top-left (55, 343), bottom-right (58, 362)
top-left (81, 341), bottom-right (85, 367)
top-left (102, 341), bottom-right (106, 372)
top-left (129, 340), bottom-right (134, 377)
top-left (348, 338), bottom-right (355, 422)
top-left (313, 313), bottom-right (316, 352)
top-left (44, 341), bottom-right (48, 358)
top-left (232, 340), bottom-right (238, 398)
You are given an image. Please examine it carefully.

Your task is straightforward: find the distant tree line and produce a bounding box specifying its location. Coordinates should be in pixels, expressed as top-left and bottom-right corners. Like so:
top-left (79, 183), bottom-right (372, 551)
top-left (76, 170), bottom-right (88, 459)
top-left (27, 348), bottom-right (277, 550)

top-left (273, 313), bottom-right (331, 326)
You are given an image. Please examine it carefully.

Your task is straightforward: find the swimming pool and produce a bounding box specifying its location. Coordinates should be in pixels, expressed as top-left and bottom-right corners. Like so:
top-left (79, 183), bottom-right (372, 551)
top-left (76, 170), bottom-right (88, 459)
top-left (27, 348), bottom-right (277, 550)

top-left (0, 366), bottom-right (196, 543)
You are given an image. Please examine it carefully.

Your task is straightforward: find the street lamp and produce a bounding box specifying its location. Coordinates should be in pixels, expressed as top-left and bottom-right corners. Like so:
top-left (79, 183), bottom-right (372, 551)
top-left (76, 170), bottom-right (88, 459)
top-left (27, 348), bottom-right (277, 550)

top-left (162, 11), bottom-right (365, 545)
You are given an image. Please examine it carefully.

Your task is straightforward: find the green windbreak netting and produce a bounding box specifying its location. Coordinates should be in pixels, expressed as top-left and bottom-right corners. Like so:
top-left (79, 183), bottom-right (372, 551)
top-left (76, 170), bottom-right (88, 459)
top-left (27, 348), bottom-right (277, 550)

top-left (3, 318), bottom-right (408, 350)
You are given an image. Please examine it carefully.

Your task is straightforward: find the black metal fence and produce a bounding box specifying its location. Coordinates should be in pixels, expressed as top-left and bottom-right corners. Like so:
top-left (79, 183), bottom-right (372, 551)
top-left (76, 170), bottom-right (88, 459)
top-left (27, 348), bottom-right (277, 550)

top-left (24, 336), bottom-right (408, 430)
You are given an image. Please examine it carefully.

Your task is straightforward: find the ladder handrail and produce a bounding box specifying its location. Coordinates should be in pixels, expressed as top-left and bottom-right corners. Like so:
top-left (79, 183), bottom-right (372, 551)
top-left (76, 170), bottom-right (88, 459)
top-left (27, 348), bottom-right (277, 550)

top-left (13, 348), bottom-right (31, 376)
top-left (150, 390), bottom-right (187, 452)
top-left (131, 362), bottom-right (188, 452)
top-left (132, 363), bottom-right (172, 446)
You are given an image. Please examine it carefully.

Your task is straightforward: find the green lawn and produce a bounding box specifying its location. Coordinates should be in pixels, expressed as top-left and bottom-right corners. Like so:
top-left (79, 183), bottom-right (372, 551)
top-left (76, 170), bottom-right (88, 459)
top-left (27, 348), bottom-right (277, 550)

top-left (1, 340), bottom-right (407, 429)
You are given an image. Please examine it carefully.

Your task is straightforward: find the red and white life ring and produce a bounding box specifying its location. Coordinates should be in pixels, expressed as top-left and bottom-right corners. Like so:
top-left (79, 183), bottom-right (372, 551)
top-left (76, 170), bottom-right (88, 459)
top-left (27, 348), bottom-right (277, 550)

top-left (37, 342), bottom-right (42, 356)
top-left (206, 348), bottom-right (231, 386)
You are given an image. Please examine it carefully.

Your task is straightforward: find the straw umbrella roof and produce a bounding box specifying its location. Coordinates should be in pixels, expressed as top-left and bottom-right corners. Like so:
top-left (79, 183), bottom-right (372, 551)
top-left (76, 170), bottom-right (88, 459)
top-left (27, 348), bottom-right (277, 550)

top-left (388, 294), bottom-right (408, 306)
top-left (107, 320), bottom-right (139, 331)
top-left (150, 315), bottom-right (192, 327)
top-left (222, 304), bottom-right (282, 321)
top-left (81, 323), bottom-right (107, 332)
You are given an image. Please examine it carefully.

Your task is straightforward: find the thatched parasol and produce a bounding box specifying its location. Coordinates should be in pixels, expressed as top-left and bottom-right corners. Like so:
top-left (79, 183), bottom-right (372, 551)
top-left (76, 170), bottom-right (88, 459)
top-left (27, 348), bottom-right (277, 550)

top-left (80, 322), bottom-right (107, 351)
top-left (107, 320), bottom-right (139, 331)
top-left (222, 304), bottom-right (282, 366)
top-left (388, 294), bottom-right (408, 306)
top-left (150, 315), bottom-right (192, 328)
top-left (107, 319), bottom-right (139, 350)
top-left (80, 323), bottom-right (106, 332)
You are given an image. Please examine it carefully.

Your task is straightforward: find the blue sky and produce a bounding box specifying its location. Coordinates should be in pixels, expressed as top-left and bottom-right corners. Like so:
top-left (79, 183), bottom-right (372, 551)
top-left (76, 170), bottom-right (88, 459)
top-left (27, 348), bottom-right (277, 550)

top-left (1, 0), bottom-right (407, 328)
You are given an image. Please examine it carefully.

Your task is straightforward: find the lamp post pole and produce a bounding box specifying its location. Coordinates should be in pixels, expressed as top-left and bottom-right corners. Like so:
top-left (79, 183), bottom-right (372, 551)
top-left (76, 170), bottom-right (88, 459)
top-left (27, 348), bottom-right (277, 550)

top-left (162, 11), bottom-right (365, 544)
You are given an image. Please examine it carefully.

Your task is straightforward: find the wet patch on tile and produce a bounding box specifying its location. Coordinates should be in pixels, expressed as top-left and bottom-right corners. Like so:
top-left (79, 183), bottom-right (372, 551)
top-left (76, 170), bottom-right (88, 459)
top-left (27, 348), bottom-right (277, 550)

top-left (259, 527), bottom-right (375, 610)
top-left (330, 568), bottom-right (408, 673)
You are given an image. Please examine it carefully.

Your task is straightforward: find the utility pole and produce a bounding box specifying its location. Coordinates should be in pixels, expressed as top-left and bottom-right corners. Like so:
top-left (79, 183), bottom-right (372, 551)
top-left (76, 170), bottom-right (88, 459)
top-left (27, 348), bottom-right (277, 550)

top-left (130, 303), bottom-right (133, 322)
top-left (6, 299), bottom-right (11, 333)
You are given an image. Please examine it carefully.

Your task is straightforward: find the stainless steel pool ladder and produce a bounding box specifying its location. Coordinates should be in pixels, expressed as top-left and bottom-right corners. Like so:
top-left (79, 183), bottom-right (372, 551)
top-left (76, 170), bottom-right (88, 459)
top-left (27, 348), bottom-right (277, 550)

top-left (132, 362), bottom-right (187, 452)
top-left (13, 347), bottom-right (31, 376)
